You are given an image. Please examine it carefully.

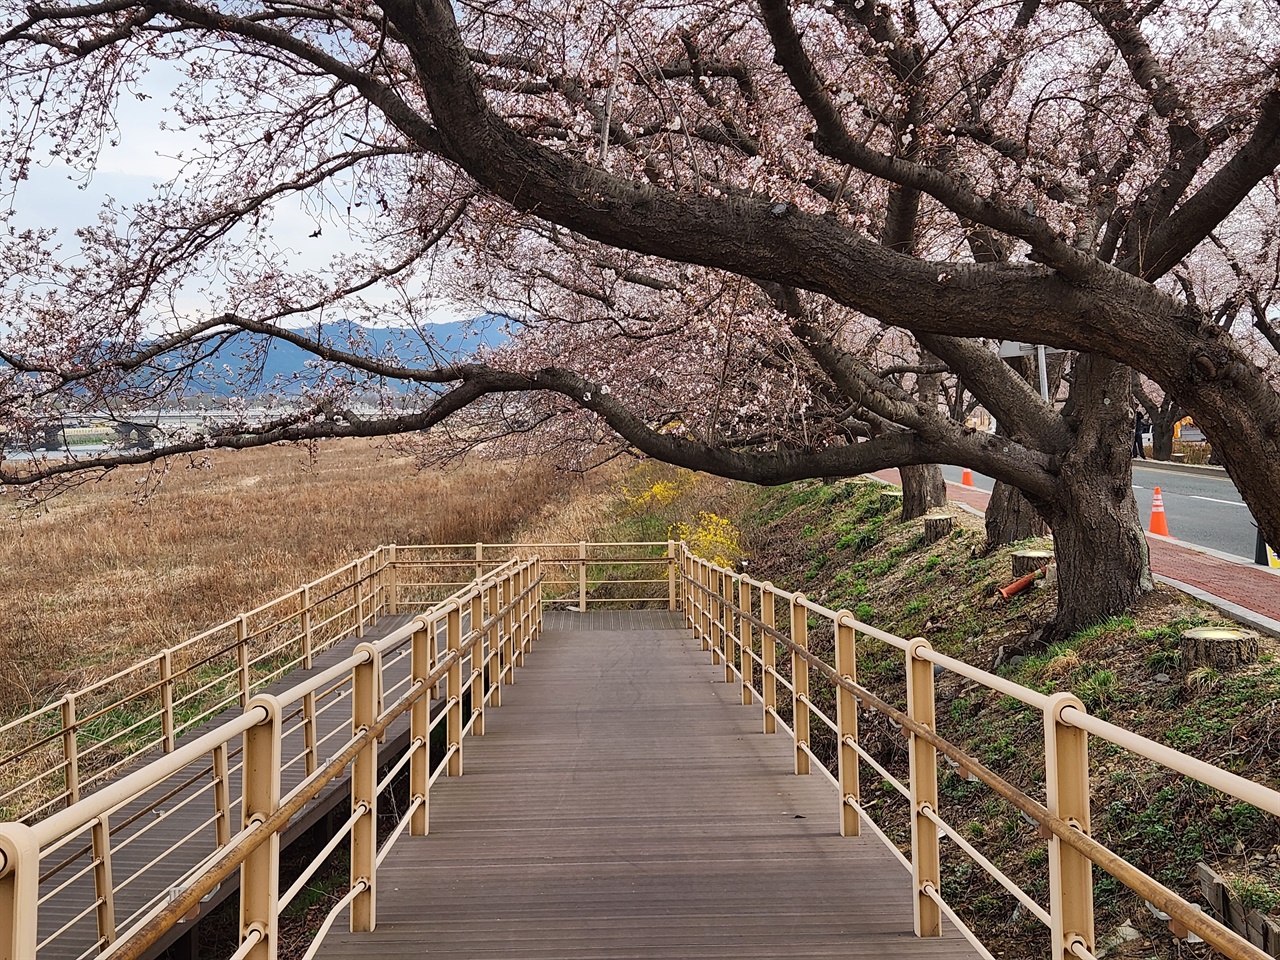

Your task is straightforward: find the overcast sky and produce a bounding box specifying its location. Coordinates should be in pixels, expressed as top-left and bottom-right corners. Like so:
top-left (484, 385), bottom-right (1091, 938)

top-left (7, 68), bottom-right (477, 328)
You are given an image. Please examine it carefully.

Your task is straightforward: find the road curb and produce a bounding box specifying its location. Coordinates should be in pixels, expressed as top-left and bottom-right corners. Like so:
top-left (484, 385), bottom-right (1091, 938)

top-left (1132, 458), bottom-right (1227, 478)
top-left (1155, 575), bottom-right (1280, 638)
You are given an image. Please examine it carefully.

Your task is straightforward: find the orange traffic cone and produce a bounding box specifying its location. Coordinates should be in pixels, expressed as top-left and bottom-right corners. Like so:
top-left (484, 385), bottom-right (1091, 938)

top-left (1149, 487), bottom-right (1172, 537)
top-left (961, 468), bottom-right (974, 487)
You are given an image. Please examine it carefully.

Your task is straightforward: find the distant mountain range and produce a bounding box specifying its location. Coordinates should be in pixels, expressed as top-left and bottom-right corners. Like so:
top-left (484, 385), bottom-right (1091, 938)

top-left (184, 317), bottom-right (507, 395)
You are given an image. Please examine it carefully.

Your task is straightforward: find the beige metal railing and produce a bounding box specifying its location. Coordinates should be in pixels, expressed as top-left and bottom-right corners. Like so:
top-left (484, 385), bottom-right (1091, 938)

top-left (0, 541), bottom-right (677, 826)
top-left (7, 538), bottom-right (1276, 960)
top-left (680, 548), bottom-right (1280, 960)
top-left (0, 555), bottom-right (545, 960)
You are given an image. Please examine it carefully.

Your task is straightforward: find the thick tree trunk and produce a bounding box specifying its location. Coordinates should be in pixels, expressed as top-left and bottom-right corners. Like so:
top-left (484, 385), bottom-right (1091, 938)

top-left (1151, 419), bottom-right (1175, 460)
top-left (900, 463), bottom-right (946, 520)
top-left (1041, 357), bottom-right (1153, 639)
top-left (985, 480), bottom-right (1049, 548)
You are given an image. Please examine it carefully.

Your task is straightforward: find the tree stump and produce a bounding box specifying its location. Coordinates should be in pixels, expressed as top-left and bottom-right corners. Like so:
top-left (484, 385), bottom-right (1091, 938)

top-left (1011, 549), bottom-right (1054, 578)
top-left (923, 512), bottom-right (954, 543)
top-left (880, 489), bottom-right (903, 513)
top-left (1181, 628), bottom-right (1259, 670)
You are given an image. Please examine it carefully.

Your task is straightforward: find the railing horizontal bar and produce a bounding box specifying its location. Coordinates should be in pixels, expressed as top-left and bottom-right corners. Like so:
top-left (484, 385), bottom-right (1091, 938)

top-left (920, 804), bottom-right (1051, 926)
top-left (278, 804), bottom-right (365, 912)
top-left (799, 743), bottom-right (839, 791)
top-left (1063, 706), bottom-right (1280, 817)
top-left (299, 879), bottom-right (367, 960)
top-left (797, 694), bottom-right (837, 735)
top-left (845, 795), bottom-right (911, 871)
top-left (429, 745), bottom-right (458, 787)
top-left (921, 883), bottom-right (998, 960)
top-left (37, 895), bottom-right (104, 951)
top-left (376, 796), bottom-right (423, 868)
top-left (33, 707), bottom-right (266, 846)
top-left (376, 738), bottom-right (423, 796)
top-left (843, 735), bottom-right (910, 801)
top-left (36, 854), bottom-right (99, 905)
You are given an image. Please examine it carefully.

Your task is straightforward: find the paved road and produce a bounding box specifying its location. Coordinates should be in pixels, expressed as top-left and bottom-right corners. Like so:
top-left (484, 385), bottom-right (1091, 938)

top-left (939, 462), bottom-right (1258, 560)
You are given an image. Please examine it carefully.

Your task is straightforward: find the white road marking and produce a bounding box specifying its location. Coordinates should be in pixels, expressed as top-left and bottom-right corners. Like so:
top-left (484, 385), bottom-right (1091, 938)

top-left (1189, 495), bottom-right (1247, 507)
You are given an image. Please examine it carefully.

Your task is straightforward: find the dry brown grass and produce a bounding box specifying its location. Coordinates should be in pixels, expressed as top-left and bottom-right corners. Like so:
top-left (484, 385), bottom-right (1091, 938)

top-left (0, 440), bottom-right (561, 714)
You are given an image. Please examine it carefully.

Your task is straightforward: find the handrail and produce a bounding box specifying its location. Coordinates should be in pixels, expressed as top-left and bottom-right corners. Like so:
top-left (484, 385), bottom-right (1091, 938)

top-left (0, 553), bottom-right (549, 960)
top-left (4, 536), bottom-right (1275, 960)
top-left (0, 541), bottom-right (678, 825)
top-left (679, 546), bottom-right (1279, 960)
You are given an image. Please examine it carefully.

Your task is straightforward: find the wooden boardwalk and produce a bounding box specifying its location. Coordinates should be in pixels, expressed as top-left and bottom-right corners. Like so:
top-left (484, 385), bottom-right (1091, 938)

top-left (319, 610), bottom-right (978, 959)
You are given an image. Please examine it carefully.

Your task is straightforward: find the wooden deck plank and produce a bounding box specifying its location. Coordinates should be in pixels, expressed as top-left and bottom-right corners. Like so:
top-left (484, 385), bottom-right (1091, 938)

top-left (318, 611), bottom-right (979, 960)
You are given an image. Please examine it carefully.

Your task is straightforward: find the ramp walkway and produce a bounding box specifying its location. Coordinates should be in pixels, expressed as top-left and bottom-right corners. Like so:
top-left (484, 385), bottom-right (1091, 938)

top-left (319, 610), bottom-right (975, 959)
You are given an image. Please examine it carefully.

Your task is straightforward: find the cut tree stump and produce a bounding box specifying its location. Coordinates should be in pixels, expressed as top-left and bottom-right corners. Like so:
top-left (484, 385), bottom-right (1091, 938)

top-left (923, 512), bottom-right (954, 543)
top-left (880, 489), bottom-right (903, 513)
top-left (1181, 628), bottom-right (1260, 670)
top-left (1011, 549), bottom-right (1054, 578)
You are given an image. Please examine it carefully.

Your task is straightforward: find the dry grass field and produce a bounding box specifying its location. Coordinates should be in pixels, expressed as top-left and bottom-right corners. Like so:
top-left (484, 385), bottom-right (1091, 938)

top-left (0, 440), bottom-right (566, 715)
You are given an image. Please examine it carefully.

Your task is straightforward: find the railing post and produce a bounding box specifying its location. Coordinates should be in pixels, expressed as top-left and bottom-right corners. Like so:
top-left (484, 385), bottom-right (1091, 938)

top-left (61, 694), bottom-right (79, 807)
top-left (710, 568), bottom-right (723, 666)
top-left (1045, 693), bottom-right (1095, 959)
top-left (502, 576), bottom-right (515, 686)
top-left (240, 694), bottom-right (282, 959)
top-left (355, 560), bottom-right (366, 638)
top-left (682, 549), bottom-right (693, 628)
top-left (91, 813), bottom-right (116, 947)
top-left (667, 541), bottom-right (677, 611)
top-left (578, 541), bottom-right (587, 612)
top-left (761, 585), bottom-right (776, 734)
top-left (487, 581), bottom-right (501, 708)
top-left (447, 604), bottom-right (463, 777)
top-left (738, 576), bottom-right (753, 706)
top-left (237, 615), bottom-right (251, 709)
top-left (411, 620), bottom-right (431, 837)
top-left (723, 573), bottom-right (735, 683)
top-left (470, 590), bottom-right (485, 736)
top-left (213, 742), bottom-right (232, 846)
top-left (475, 542), bottom-right (483, 580)
top-left (699, 561), bottom-right (711, 650)
top-left (388, 544), bottom-right (399, 615)
top-left (303, 688), bottom-right (318, 777)
top-left (790, 595), bottom-right (810, 775)
top-left (160, 651), bottom-right (175, 753)
top-left (906, 637), bottom-right (941, 938)
top-left (301, 586), bottom-right (313, 669)
top-left (513, 567), bottom-right (527, 669)
top-left (351, 644), bottom-right (379, 933)
top-left (834, 612), bottom-right (860, 837)
top-left (533, 558), bottom-right (543, 641)
top-left (0, 822), bottom-right (40, 960)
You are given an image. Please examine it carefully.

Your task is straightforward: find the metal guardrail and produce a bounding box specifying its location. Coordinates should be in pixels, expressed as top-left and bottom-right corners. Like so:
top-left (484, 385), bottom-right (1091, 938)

top-left (0, 556), bottom-right (546, 960)
top-left (680, 548), bottom-right (1280, 960)
top-left (0, 541), bottom-right (678, 827)
top-left (9, 538), bottom-right (1275, 960)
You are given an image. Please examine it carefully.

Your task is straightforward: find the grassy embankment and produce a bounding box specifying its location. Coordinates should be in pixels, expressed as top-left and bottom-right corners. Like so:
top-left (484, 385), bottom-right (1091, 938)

top-left (737, 477), bottom-right (1280, 959)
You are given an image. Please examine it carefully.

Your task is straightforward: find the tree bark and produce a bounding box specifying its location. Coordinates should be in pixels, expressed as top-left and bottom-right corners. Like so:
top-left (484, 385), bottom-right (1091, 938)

top-left (900, 463), bottom-right (946, 521)
top-left (985, 480), bottom-right (1049, 548)
top-left (1040, 357), bottom-right (1153, 639)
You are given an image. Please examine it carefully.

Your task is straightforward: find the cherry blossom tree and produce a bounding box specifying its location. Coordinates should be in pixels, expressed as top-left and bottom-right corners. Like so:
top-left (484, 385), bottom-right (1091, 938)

top-left (1, 0), bottom-right (1279, 636)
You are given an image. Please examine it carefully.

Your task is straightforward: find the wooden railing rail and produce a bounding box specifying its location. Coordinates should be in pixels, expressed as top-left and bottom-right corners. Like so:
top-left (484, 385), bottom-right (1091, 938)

top-left (680, 547), bottom-right (1280, 960)
top-left (0, 556), bottom-right (545, 960)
